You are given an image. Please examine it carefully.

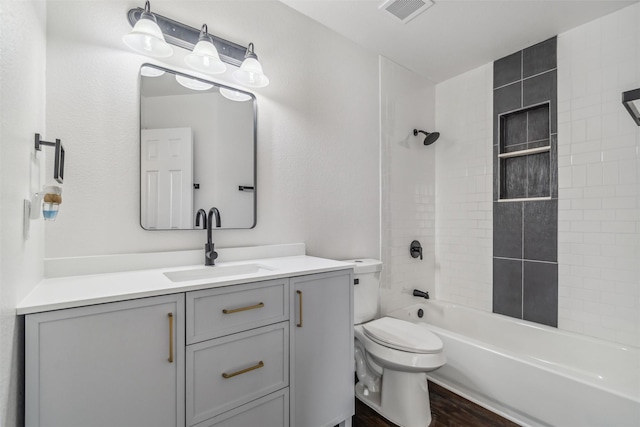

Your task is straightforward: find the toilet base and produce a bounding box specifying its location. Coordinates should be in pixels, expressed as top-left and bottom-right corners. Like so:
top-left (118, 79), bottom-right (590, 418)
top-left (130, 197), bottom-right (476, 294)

top-left (356, 369), bottom-right (432, 427)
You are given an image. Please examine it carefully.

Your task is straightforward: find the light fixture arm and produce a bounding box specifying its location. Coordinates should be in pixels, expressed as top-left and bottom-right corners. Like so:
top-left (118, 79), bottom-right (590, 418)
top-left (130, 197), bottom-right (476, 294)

top-left (198, 24), bottom-right (211, 43)
top-left (141, 0), bottom-right (154, 20)
top-left (244, 42), bottom-right (258, 60)
top-left (127, 7), bottom-right (247, 66)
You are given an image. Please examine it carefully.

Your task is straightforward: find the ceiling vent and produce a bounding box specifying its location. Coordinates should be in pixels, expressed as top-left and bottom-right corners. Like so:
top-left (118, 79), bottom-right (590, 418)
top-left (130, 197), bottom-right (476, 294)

top-left (379, 0), bottom-right (434, 24)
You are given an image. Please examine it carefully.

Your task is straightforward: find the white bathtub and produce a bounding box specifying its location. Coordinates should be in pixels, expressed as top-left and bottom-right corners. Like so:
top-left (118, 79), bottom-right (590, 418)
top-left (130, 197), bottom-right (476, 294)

top-left (388, 301), bottom-right (640, 427)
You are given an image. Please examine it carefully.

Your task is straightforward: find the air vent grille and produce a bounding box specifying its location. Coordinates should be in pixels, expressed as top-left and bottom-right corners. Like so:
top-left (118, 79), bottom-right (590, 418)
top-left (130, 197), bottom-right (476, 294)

top-left (379, 0), bottom-right (434, 24)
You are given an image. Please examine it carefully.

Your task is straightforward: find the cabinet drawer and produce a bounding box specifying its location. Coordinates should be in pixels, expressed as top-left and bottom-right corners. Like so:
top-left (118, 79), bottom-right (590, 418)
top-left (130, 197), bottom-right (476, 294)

top-left (192, 389), bottom-right (289, 427)
top-left (186, 322), bottom-right (289, 426)
top-left (187, 279), bottom-right (289, 344)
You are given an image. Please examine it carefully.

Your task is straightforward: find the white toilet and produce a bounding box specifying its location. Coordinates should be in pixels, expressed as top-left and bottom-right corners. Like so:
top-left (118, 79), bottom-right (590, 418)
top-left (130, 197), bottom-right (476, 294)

top-left (348, 259), bottom-right (446, 427)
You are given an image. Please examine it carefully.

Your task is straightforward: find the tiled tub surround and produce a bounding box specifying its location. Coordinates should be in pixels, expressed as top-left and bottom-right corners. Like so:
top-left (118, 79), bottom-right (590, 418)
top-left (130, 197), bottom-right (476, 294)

top-left (556, 5), bottom-right (640, 347)
top-left (390, 301), bottom-right (640, 427)
top-left (436, 4), bottom-right (639, 347)
top-left (493, 37), bottom-right (559, 327)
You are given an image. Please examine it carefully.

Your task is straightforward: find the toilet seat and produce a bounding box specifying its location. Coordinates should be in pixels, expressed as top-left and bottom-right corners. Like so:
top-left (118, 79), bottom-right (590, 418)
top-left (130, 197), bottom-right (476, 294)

top-left (362, 317), bottom-right (443, 354)
top-left (354, 324), bottom-right (446, 373)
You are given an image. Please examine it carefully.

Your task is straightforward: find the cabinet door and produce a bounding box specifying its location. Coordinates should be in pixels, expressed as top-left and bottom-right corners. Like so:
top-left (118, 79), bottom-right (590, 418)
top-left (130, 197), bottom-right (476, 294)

top-left (25, 294), bottom-right (185, 427)
top-left (291, 270), bottom-right (354, 427)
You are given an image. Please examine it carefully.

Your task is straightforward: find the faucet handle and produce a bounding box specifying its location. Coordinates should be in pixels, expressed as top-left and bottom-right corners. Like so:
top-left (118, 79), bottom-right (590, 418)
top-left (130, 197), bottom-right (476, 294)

top-left (204, 243), bottom-right (218, 266)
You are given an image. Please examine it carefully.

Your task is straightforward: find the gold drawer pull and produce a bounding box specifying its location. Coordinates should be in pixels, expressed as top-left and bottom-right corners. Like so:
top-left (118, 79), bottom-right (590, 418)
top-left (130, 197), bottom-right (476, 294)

top-left (222, 361), bottom-right (264, 379)
top-left (222, 302), bottom-right (264, 314)
top-left (296, 290), bottom-right (303, 327)
top-left (168, 313), bottom-right (174, 363)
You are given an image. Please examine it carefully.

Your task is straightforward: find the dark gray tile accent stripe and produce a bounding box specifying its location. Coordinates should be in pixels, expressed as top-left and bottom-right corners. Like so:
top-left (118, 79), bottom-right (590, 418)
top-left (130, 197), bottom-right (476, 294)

top-left (494, 201), bottom-right (523, 258)
top-left (523, 37), bottom-right (557, 78)
top-left (550, 134), bottom-right (558, 199)
top-left (493, 258), bottom-right (523, 319)
top-left (523, 261), bottom-right (558, 327)
top-left (493, 37), bottom-right (558, 327)
top-left (523, 199), bottom-right (557, 262)
top-left (503, 157), bottom-right (528, 199)
top-left (526, 152), bottom-right (550, 198)
top-left (494, 51), bottom-right (522, 88)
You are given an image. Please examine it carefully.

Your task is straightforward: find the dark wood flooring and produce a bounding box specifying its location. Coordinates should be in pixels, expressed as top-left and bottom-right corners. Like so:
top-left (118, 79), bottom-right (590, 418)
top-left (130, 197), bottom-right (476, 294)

top-left (352, 381), bottom-right (521, 427)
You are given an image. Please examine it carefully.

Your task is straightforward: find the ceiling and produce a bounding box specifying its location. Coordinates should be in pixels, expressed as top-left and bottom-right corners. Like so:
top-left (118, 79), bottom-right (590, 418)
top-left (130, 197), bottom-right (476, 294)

top-left (281, 0), bottom-right (638, 83)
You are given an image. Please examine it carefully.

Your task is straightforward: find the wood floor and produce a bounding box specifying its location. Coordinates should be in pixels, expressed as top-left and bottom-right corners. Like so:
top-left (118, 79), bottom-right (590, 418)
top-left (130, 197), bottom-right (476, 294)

top-left (352, 381), bottom-right (521, 427)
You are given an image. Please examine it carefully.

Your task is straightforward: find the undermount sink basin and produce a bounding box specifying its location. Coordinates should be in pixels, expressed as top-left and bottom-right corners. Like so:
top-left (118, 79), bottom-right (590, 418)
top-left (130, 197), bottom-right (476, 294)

top-left (163, 263), bottom-right (275, 283)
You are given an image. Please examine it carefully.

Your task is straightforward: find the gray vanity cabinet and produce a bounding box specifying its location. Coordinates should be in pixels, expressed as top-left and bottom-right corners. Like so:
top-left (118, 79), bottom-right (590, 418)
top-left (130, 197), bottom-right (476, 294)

top-left (24, 268), bottom-right (353, 427)
top-left (25, 294), bottom-right (185, 427)
top-left (185, 279), bottom-right (289, 426)
top-left (291, 270), bottom-right (354, 427)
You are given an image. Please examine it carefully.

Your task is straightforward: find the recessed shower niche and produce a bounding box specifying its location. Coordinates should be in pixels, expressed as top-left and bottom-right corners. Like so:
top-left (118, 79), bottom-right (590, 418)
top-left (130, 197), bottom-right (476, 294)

top-left (498, 103), bottom-right (551, 200)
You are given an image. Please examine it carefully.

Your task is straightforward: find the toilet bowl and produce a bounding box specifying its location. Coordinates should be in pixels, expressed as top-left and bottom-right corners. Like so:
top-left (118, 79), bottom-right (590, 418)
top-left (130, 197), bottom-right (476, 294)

top-left (346, 259), bottom-right (446, 427)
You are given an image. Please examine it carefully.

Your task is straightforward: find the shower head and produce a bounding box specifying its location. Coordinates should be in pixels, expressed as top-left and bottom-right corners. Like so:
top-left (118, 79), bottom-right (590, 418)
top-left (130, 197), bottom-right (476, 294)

top-left (413, 129), bottom-right (440, 146)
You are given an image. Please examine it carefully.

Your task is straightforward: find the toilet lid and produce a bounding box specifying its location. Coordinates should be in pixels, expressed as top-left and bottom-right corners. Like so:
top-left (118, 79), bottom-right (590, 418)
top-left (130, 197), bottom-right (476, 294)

top-left (362, 317), bottom-right (443, 354)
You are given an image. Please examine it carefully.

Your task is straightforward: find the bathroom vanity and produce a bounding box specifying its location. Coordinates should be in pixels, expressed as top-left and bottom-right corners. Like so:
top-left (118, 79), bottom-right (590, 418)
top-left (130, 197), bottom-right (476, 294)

top-left (19, 245), bottom-right (354, 427)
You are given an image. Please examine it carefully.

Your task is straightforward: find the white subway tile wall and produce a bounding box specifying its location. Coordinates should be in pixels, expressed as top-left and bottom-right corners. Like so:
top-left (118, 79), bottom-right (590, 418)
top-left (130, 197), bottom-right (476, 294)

top-left (435, 64), bottom-right (494, 312)
top-left (557, 4), bottom-right (640, 347)
top-left (380, 57), bottom-right (437, 315)
top-left (433, 2), bottom-right (639, 347)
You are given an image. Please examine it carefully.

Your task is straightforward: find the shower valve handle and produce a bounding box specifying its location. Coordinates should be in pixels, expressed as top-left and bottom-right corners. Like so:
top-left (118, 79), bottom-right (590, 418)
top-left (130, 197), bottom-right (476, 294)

top-left (410, 240), bottom-right (423, 260)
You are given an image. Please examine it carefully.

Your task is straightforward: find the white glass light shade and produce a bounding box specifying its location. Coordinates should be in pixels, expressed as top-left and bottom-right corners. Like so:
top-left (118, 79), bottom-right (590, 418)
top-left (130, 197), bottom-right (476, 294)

top-left (220, 87), bottom-right (252, 102)
top-left (233, 57), bottom-right (270, 88)
top-left (185, 40), bottom-right (226, 75)
top-left (175, 75), bottom-right (214, 91)
top-left (141, 66), bottom-right (165, 77)
top-left (123, 18), bottom-right (173, 58)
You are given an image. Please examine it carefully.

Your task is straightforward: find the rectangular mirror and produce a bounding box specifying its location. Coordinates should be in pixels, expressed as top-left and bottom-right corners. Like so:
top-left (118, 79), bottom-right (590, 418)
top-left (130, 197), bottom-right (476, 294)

top-left (139, 64), bottom-right (256, 230)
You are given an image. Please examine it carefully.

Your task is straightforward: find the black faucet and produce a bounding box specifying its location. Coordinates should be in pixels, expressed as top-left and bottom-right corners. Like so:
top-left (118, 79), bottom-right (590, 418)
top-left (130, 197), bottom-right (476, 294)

top-left (413, 289), bottom-right (430, 299)
top-left (205, 207), bottom-right (221, 266)
top-left (195, 209), bottom-right (207, 229)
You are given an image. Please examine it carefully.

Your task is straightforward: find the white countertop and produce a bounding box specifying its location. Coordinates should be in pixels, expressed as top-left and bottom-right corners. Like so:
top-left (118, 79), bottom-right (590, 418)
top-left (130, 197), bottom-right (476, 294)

top-left (17, 253), bottom-right (354, 315)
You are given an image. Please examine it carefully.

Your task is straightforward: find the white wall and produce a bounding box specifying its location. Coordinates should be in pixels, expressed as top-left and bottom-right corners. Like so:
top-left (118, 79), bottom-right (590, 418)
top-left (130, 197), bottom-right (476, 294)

top-left (435, 3), bottom-right (639, 347)
top-left (379, 57), bottom-right (436, 315)
top-left (0, 1), bottom-right (47, 425)
top-left (435, 64), bottom-right (494, 311)
top-left (556, 4), bottom-right (640, 347)
top-left (45, 0), bottom-right (380, 260)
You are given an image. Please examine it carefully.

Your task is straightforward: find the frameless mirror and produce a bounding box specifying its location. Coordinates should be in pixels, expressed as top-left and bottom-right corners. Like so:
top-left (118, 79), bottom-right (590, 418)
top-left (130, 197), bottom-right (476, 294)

top-left (139, 64), bottom-right (256, 230)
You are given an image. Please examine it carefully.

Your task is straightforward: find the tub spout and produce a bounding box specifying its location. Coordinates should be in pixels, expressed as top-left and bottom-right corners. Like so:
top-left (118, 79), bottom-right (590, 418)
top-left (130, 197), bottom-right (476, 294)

top-left (413, 289), bottom-right (429, 299)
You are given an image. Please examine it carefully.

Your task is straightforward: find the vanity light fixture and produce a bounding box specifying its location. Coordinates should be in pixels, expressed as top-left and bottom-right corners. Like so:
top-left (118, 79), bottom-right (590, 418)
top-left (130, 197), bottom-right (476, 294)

top-left (220, 87), bottom-right (252, 102)
top-left (175, 74), bottom-right (214, 91)
top-left (185, 24), bottom-right (227, 75)
top-left (622, 88), bottom-right (640, 126)
top-left (122, 1), bottom-right (173, 58)
top-left (233, 43), bottom-right (270, 88)
top-left (126, 4), bottom-right (270, 88)
top-left (140, 65), bottom-right (165, 77)
top-left (126, 5), bottom-right (248, 67)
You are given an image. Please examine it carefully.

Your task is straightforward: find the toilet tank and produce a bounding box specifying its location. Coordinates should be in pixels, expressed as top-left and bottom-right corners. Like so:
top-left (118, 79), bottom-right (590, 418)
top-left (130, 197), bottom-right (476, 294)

top-left (344, 259), bottom-right (383, 325)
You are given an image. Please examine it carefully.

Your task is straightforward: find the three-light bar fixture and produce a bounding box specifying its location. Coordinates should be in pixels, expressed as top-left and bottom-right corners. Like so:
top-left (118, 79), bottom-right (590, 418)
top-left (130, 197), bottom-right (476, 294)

top-left (123, 1), bottom-right (269, 88)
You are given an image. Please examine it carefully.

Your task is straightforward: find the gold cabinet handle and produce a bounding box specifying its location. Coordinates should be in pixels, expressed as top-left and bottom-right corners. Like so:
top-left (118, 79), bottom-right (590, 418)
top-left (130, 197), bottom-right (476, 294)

top-left (222, 302), bottom-right (265, 315)
top-left (168, 313), bottom-right (174, 363)
top-left (296, 290), bottom-right (303, 328)
top-left (222, 361), bottom-right (264, 379)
